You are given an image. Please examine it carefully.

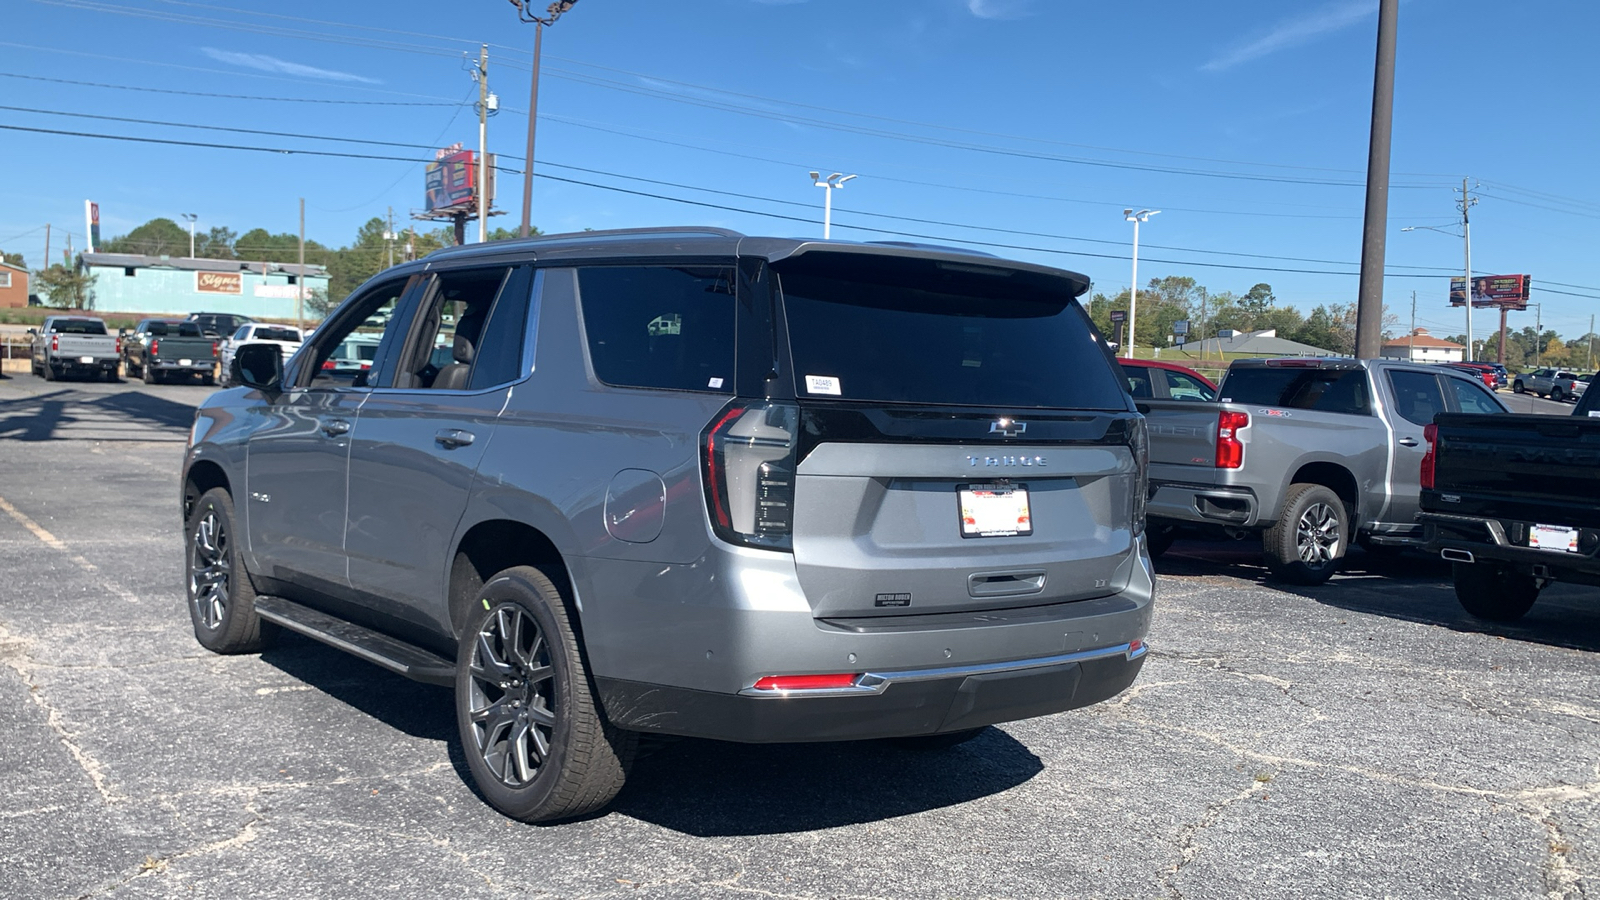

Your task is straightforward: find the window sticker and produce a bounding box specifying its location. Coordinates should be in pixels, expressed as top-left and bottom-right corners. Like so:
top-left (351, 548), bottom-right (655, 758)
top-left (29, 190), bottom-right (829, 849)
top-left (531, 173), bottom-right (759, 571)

top-left (805, 375), bottom-right (842, 396)
top-left (707, 377), bottom-right (724, 389)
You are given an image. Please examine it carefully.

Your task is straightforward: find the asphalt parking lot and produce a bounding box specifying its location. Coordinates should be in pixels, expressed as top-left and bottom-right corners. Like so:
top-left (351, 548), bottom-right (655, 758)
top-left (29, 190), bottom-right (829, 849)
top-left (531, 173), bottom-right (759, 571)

top-left (1, 372), bottom-right (1595, 900)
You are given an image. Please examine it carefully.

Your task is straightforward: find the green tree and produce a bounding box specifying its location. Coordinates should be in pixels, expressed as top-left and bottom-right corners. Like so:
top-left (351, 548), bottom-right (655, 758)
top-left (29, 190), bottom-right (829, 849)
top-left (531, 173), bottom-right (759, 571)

top-left (196, 226), bottom-right (239, 259)
top-left (102, 218), bottom-right (192, 256)
top-left (1, 250), bottom-right (24, 268)
top-left (35, 264), bottom-right (97, 309)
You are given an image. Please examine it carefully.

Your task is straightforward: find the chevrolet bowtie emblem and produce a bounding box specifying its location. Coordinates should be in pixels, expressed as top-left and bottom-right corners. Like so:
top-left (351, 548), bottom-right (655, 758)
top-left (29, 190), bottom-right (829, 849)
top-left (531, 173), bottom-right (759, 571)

top-left (989, 418), bottom-right (1026, 437)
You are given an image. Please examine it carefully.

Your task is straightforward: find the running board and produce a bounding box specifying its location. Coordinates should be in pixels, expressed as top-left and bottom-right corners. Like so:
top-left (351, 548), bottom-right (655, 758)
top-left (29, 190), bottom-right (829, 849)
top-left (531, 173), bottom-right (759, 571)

top-left (254, 595), bottom-right (456, 687)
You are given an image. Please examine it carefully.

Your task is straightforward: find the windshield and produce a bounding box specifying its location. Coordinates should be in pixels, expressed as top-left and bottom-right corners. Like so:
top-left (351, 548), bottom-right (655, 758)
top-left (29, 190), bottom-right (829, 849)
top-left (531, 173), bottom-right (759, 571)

top-left (776, 256), bottom-right (1123, 409)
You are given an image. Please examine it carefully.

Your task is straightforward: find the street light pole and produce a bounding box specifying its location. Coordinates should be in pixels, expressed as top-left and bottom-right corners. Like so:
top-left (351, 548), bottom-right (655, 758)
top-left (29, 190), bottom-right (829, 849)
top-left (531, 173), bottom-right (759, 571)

top-left (181, 213), bottom-right (197, 258)
top-left (510, 0), bottom-right (580, 239)
top-left (1459, 177), bottom-right (1477, 361)
top-left (1123, 208), bottom-right (1159, 359)
top-left (809, 172), bottom-right (857, 239)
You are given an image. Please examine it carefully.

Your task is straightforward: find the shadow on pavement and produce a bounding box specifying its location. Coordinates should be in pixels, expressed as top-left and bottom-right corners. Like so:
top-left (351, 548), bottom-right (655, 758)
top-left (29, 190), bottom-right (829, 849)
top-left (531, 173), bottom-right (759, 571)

top-left (260, 631), bottom-right (1043, 835)
top-left (0, 387), bottom-right (199, 440)
top-left (1159, 538), bottom-right (1600, 654)
top-left (88, 390), bottom-right (200, 430)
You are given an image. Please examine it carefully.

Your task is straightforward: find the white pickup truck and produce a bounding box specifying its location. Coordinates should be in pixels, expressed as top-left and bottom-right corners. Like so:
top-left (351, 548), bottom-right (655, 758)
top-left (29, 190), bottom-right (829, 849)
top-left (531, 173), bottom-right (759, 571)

top-left (217, 323), bottom-right (304, 387)
top-left (29, 316), bottom-right (121, 381)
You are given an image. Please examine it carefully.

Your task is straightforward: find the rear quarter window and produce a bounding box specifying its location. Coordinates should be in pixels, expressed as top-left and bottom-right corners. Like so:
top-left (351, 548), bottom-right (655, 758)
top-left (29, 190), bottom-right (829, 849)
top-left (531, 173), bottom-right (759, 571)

top-left (577, 266), bottom-right (736, 393)
top-left (1221, 367), bottom-right (1371, 415)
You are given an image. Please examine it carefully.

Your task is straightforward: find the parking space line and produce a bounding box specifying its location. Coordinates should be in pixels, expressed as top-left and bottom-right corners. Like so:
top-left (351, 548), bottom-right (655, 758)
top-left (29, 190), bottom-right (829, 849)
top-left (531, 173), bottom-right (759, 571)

top-left (0, 494), bottom-right (141, 604)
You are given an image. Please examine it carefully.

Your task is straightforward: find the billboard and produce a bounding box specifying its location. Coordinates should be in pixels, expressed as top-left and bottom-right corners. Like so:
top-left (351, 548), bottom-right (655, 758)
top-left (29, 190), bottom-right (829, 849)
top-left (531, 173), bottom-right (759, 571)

top-left (425, 146), bottom-right (494, 215)
top-left (1449, 274), bottom-right (1530, 311)
top-left (85, 201), bottom-right (100, 253)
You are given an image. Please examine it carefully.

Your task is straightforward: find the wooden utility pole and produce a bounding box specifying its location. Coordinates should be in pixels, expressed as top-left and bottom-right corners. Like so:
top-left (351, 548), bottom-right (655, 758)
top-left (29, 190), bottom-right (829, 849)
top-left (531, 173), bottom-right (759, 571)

top-left (297, 198), bottom-right (306, 331)
top-left (43, 224), bottom-right (50, 270)
top-left (1354, 0), bottom-right (1399, 359)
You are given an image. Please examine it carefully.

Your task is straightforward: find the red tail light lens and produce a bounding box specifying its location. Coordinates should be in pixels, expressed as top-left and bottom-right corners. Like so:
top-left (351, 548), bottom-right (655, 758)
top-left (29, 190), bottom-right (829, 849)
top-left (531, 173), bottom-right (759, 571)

top-left (321, 359), bottom-right (336, 371)
top-left (1421, 423), bottom-right (1438, 490)
top-left (212, 341), bottom-right (219, 358)
top-left (752, 673), bottom-right (859, 691)
top-left (701, 400), bottom-right (800, 551)
top-left (115, 336), bottom-right (122, 354)
top-left (51, 334), bottom-right (59, 352)
top-left (1216, 410), bottom-right (1248, 469)
top-left (150, 339), bottom-right (159, 355)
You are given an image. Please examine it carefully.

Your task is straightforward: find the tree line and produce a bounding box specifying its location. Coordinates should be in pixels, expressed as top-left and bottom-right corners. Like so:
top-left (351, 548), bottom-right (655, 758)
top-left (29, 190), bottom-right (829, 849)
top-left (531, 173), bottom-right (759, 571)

top-left (1084, 276), bottom-right (1375, 357)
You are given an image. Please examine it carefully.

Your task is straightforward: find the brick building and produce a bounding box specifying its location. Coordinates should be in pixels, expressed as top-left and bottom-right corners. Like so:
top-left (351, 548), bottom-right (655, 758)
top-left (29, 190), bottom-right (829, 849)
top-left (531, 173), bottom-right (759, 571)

top-left (0, 261), bottom-right (28, 308)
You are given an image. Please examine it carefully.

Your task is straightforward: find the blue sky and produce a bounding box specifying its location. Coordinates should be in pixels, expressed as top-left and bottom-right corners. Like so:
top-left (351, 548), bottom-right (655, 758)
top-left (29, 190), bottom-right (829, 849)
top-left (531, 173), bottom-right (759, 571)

top-left (2, 0), bottom-right (1598, 341)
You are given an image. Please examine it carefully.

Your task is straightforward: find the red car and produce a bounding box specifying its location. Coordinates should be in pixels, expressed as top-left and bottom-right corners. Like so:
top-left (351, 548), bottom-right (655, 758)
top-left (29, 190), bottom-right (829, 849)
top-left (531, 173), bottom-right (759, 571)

top-left (1119, 359), bottom-right (1219, 401)
top-left (1445, 363), bottom-right (1496, 390)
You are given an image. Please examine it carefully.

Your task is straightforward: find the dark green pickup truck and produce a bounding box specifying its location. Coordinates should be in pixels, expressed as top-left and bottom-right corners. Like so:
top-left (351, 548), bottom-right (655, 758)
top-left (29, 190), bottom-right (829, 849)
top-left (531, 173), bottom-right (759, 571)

top-left (119, 319), bottom-right (219, 385)
top-left (1420, 387), bottom-right (1600, 621)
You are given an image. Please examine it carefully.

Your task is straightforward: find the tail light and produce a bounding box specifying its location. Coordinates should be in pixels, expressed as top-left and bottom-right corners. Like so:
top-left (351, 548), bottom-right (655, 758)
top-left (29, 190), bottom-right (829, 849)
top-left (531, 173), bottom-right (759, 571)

top-left (1129, 416), bottom-right (1148, 536)
top-left (1421, 423), bottom-right (1438, 490)
top-left (1216, 410), bottom-right (1248, 469)
top-left (701, 400), bottom-right (800, 551)
top-left (212, 341), bottom-right (219, 358)
top-left (51, 334), bottom-right (59, 352)
top-left (321, 359), bottom-right (336, 371)
top-left (150, 339), bottom-right (159, 356)
top-left (115, 336), bottom-right (122, 354)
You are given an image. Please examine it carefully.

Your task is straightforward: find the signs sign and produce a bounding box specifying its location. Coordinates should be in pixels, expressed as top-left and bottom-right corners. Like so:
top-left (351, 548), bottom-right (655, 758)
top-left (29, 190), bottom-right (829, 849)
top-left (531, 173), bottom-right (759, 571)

top-left (426, 148), bottom-right (480, 214)
top-left (1450, 274), bottom-right (1530, 311)
top-left (196, 271), bottom-right (243, 294)
top-left (85, 201), bottom-right (100, 253)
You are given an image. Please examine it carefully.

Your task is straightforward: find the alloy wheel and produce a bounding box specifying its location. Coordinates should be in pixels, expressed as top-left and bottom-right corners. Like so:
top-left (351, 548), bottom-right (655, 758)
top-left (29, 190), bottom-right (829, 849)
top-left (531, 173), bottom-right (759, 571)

top-left (188, 509), bottom-right (230, 629)
top-left (467, 604), bottom-right (557, 787)
top-left (1295, 502), bottom-right (1341, 567)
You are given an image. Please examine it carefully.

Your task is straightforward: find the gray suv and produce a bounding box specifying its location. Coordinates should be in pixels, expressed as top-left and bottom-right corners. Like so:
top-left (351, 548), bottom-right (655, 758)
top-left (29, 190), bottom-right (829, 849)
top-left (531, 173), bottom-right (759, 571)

top-left (182, 228), bottom-right (1154, 822)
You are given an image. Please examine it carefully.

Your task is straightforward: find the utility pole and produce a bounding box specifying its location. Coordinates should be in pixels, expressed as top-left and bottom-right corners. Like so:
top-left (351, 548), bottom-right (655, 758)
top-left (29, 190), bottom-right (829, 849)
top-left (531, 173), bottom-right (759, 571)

top-left (1457, 177), bottom-right (1478, 363)
top-left (475, 44), bottom-right (490, 244)
top-left (385, 206), bottom-right (396, 269)
top-left (1408, 290), bottom-right (1416, 361)
top-left (43, 224), bottom-right (50, 270)
top-left (1354, 0), bottom-right (1399, 359)
top-left (1588, 314), bottom-right (1595, 370)
top-left (297, 198), bottom-right (306, 331)
top-left (1534, 303), bottom-right (1542, 368)
top-left (511, 0), bottom-right (580, 239)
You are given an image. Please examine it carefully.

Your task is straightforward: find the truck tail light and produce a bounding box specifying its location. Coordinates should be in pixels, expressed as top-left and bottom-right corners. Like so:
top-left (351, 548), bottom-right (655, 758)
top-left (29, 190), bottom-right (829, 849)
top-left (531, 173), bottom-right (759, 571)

top-left (1216, 410), bottom-right (1248, 469)
top-left (1421, 423), bottom-right (1438, 490)
top-left (115, 336), bottom-right (122, 354)
top-left (212, 341), bottom-right (219, 358)
top-left (701, 400), bottom-right (800, 551)
top-left (51, 334), bottom-right (59, 352)
top-left (150, 339), bottom-right (159, 356)
top-left (321, 359), bottom-right (336, 370)
top-left (751, 673), bottom-right (860, 691)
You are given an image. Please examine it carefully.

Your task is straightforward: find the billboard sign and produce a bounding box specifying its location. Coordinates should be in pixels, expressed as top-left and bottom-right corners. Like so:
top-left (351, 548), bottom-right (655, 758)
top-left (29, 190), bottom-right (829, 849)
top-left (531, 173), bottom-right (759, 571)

top-left (85, 201), bottom-right (100, 253)
top-left (426, 149), bottom-right (479, 214)
top-left (196, 271), bottom-right (243, 295)
top-left (1449, 274), bottom-right (1530, 310)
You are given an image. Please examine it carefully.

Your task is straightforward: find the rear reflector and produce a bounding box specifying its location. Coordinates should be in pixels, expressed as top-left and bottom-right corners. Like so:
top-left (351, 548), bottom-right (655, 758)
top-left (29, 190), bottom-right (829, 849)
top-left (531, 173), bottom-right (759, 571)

top-left (1129, 639), bottom-right (1145, 655)
top-left (751, 673), bottom-right (860, 691)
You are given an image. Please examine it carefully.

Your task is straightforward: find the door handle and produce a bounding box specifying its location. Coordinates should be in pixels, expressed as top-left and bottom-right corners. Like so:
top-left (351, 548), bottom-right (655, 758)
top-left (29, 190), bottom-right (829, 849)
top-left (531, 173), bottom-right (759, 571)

top-left (434, 428), bottom-right (475, 449)
top-left (320, 418), bottom-right (351, 437)
top-left (1397, 437), bottom-right (1418, 447)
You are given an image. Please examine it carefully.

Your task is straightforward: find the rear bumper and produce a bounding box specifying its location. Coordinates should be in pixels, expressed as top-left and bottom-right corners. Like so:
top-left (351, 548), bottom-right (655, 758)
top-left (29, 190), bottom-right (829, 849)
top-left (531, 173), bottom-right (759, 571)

top-left (151, 358), bottom-right (216, 370)
top-left (597, 643), bottom-right (1146, 742)
top-left (1148, 481), bottom-right (1260, 527)
top-left (1422, 512), bottom-right (1600, 586)
top-left (50, 356), bottom-right (118, 370)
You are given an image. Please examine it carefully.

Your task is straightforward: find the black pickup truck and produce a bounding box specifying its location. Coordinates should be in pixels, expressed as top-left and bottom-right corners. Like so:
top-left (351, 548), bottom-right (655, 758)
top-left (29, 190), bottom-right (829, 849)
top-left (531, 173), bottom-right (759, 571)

top-left (1420, 387), bottom-right (1600, 621)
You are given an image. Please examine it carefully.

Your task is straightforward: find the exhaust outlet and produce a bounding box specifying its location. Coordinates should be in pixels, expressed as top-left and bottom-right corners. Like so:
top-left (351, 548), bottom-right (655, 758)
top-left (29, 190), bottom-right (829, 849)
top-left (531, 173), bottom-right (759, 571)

top-left (1440, 548), bottom-right (1475, 563)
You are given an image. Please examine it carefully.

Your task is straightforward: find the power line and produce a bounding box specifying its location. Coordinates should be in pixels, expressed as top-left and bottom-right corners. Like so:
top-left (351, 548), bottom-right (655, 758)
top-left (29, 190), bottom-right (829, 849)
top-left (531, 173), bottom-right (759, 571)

top-left (0, 71), bottom-right (463, 106)
top-left (1478, 192), bottom-right (1600, 221)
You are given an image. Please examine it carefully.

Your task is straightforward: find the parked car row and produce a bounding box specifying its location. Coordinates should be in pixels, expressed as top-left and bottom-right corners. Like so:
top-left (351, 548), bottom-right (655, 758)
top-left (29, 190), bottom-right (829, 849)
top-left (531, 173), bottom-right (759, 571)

top-left (25, 311), bottom-right (303, 386)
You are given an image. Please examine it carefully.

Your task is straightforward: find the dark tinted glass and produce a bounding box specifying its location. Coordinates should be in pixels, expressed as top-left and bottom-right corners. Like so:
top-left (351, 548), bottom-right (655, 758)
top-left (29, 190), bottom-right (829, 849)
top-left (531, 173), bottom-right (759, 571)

top-left (470, 267), bottom-right (533, 390)
top-left (177, 322), bottom-right (203, 337)
top-left (779, 263), bottom-right (1123, 409)
top-left (256, 327), bottom-right (301, 342)
top-left (145, 322), bottom-right (170, 336)
top-left (1387, 370), bottom-right (1445, 426)
top-left (578, 266), bottom-right (736, 393)
top-left (1221, 367), bottom-right (1371, 415)
top-left (1449, 377), bottom-right (1503, 414)
top-left (1120, 365), bottom-right (1154, 399)
top-left (53, 319), bottom-right (107, 335)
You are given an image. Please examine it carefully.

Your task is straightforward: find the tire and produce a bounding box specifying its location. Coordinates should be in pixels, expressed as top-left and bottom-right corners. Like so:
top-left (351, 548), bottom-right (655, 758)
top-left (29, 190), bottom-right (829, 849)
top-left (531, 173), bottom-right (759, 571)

top-left (142, 364), bottom-right (157, 385)
top-left (1262, 483), bottom-right (1348, 585)
top-left (1513, 381), bottom-right (1525, 394)
top-left (186, 487), bottom-right (277, 653)
top-left (1146, 522), bottom-right (1179, 559)
top-left (201, 373), bottom-right (215, 386)
top-left (42, 362), bottom-right (56, 381)
top-left (1452, 562), bottom-right (1540, 622)
top-left (885, 727), bottom-right (986, 751)
top-left (105, 364), bottom-right (121, 383)
top-left (456, 566), bottom-right (635, 823)
top-left (1551, 385), bottom-right (1565, 403)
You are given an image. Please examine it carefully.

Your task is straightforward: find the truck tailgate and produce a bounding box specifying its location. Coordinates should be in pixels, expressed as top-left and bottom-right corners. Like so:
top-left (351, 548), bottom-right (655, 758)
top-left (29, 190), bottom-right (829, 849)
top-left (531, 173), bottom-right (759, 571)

top-left (54, 335), bottom-right (118, 359)
top-left (1428, 412), bottom-right (1600, 528)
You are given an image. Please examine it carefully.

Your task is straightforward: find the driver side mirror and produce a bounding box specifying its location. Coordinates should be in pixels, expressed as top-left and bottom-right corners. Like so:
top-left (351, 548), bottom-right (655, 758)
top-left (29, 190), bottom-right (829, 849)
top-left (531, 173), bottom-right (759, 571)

top-left (26, 328), bottom-right (37, 336)
top-left (235, 343), bottom-right (283, 393)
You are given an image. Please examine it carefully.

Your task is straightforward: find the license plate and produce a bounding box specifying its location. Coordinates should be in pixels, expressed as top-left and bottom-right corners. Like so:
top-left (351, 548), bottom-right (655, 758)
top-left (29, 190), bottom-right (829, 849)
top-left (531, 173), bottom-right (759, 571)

top-left (79, 356), bottom-right (94, 364)
top-left (179, 359), bottom-right (193, 366)
top-left (959, 483), bottom-right (1032, 538)
top-left (1529, 523), bottom-right (1579, 553)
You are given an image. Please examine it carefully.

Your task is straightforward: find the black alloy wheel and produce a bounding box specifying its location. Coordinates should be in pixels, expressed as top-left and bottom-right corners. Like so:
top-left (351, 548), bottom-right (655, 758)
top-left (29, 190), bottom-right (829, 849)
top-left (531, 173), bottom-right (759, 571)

top-left (467, 603), bottom-right (559, 789)
top-left (185, 487), bottom-right (276, 653)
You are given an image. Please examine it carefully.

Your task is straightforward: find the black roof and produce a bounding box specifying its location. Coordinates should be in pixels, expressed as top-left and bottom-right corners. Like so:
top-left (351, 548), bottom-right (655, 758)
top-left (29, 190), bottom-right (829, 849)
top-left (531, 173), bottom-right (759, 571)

top-left (408, 226), bottom-right (1091, 296)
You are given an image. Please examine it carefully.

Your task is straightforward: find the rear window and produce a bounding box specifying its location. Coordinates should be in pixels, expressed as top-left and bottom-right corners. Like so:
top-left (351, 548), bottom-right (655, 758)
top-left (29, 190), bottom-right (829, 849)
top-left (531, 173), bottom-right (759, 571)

top-left (256, 327), bottom-right (301, 342)
top-left (577, 266), bottom-right (736, 393)
top-left (52, 319), bottom-right (107, 335)
top-left (1221, 367), bottom-right (1371, 415)
top-left (777, 257), bottom-right (1123, 409)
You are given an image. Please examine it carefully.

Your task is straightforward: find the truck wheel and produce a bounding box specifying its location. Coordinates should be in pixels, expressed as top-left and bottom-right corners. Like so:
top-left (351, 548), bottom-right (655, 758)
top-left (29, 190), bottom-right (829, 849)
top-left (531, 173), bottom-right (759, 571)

top-left (1453, 562), bottom-right (1540, 622)
top-left (201, 372), bottom-right (215, 386)
top-left (1551, 385), bottom-right (1566, 403)
top-left (186, 487), bottom-right (277, 653)
top-left (456, 566), bottom-right (635, 823)
top-left (43, 363), bottom-right (56, 381)
top-left (1146, 522), bottom-right (1179, 559)
top-left (142, 364), bottom-right (157, 385)
top-left (1512, 380), bottom-right (1524, 394)
top-left (1263, 483), bottom-right (1347, 585)
top-left (105, 364), bottom-right (121, 383)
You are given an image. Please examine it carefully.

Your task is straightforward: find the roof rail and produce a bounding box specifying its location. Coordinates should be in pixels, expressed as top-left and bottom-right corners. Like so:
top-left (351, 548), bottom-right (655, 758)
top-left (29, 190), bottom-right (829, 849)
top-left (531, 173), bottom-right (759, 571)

top-left (428, 225), bottom-right (745, 258)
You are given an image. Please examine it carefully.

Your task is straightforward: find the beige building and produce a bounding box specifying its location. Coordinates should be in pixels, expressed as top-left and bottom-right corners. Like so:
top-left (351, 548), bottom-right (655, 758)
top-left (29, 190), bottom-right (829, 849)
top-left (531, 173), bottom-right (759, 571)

top-left (1380, 328), bottom-right (1464, 363)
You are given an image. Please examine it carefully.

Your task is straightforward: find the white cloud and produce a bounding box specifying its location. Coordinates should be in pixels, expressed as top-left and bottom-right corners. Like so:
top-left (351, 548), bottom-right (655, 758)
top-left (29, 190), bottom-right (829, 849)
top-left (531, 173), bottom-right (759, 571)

top-left (200, 48), bottom-right (382, 84)
top-left (967, 0), bottom-right (1033, 20)
top-left (1201, 0), bottom-right (1376, 72)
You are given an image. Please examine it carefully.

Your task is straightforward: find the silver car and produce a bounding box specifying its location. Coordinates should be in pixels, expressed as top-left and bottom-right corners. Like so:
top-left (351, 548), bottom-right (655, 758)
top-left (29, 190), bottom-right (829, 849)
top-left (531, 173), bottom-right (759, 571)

top-left (181, 228), bottom-right (1154, 822)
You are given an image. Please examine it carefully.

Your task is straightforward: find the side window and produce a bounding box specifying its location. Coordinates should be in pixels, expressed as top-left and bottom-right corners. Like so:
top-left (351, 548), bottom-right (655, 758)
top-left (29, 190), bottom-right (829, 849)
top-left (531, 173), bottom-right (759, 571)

top-left (1387, 370), bottom-right (1446, 426)
top-left (1120, 366), bottom-right (1154, 399)
top-left (1449, 377), bottom-right (1503, 414)
top-left (578, 265), bottom-right (736, 393)
top-left (469, 267), bottom-right (533, 390)
top-left (1164, 371), bottom-right (1216, 401)
top-left (302, 278), bottom-right (411, 388)
top-left (395, 266), bottom-right (516, 391)
top-left (232, 325), bottom-right (251, 341)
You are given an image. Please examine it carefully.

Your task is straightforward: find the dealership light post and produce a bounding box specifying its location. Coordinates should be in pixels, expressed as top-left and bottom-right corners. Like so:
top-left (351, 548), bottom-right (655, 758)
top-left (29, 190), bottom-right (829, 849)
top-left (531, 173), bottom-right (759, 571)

top-left (181, 213), bottom-right (197, 258)
top-left (809, 172), bottom-right (856, 239)
top-left (510, 0), bottom-right (580, 239)
top-left (1123, 208), bottom-right (1159, 359)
